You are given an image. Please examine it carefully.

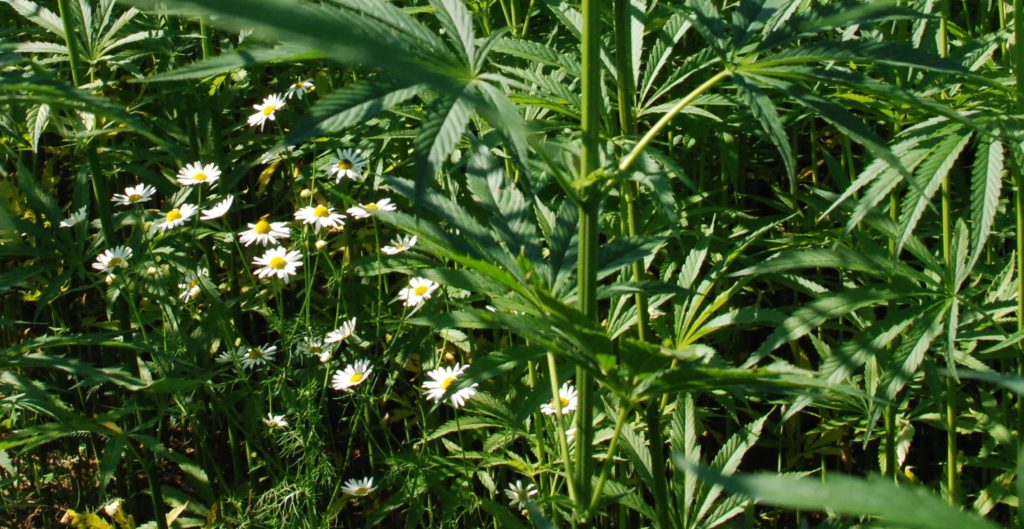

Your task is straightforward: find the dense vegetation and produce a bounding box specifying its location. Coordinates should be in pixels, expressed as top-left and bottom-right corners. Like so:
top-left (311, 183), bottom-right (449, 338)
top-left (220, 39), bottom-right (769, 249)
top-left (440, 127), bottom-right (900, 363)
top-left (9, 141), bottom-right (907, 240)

top-left (1, 0), bottom-right (1023, 528)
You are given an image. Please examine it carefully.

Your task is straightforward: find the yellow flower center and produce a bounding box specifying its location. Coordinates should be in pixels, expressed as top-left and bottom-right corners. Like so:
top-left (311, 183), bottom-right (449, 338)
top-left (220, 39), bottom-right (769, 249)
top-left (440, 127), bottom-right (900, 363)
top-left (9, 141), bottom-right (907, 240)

top-left (560, 397), bottom-right (570, 407)
top-left (262, 105), bottom-right (277, 116)
top-left (269, 256), bottom-right (287, 269)
top-left (337, 159), bottom-right (353, 171)
top-left (313, 205), bottom-right (330, 217)
top-left (193, 172), bottom-right (207, 181)
top-left (364, 203), bottom-right (379, 211)
top-left (166, 209), bottom-right (182, 222)
top-left (414, 285), bottom-right (429, 296)
top-left (247, 349), bottom-right (262, 360)
top-left (128, 194), bottom-right (142, 202)
top-left (295, 82), bottom-right (306, 88)
top-left (441, 376), bottom-right (456, 390)
top-left (350, 373), bottom-right (364, 384)
top-left (354, 487), bottom-right (368, 496)
top-left (254, 220), bottom-right (271, 234)
top-left (108, 257), bottom-right (122, 267)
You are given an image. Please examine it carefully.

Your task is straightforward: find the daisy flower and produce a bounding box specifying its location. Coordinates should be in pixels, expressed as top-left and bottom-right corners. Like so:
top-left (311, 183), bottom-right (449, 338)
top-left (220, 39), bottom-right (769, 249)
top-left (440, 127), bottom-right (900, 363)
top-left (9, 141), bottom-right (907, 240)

top-left (294, 204), bottom-right (346, 233)
top-left (285, 79), bottom-right (315, 100)
top-left (327, 148), bottom-right (367, 182)
top-left (332, 360), bottom-right (372, 391)
top-left (397, 277), bottom-right (438, 307)
top-left (346, 198), bottom-right (396, 219)
top-left (240, 343), bottom-right (278, 369)
top-left (566, 427), bottom-right (577, 444)
top-left (239, 219), bottom-right (291, 247)
top-left (248, 93), bottom-right (285, 130)
top-left (92, 246), bottom-right (133, 272)
top-left (200, 195), bottom-right (234, 220)
top-left (540, 382), bottom-right (578, 415)
top-left (215, 349), bottom-right (238, 364)
top-left (252, 246), bottom-right (303, 282)
top-left (158, 204), bottom-right (197, 232)
top-left (176, 162), bottom-right (221, 186)
top-left (325, 317), bottom-right (357, 344)
top-left (381, 234), bottom-right (417, 255)
top-left (423, 363), bottom-right (478, 408)
top-left (341, 477), bottom-right (375, 497)
top-left (60, 206), bottom-right (88, 228)
top-left (178, 268), bottom-right (208, 302)
top-left (505, 480), bottom-right (539, 510)
top-left (264, 413), bottom-right (288, 429)
top-left (111, 183), bottom-right (156, 206)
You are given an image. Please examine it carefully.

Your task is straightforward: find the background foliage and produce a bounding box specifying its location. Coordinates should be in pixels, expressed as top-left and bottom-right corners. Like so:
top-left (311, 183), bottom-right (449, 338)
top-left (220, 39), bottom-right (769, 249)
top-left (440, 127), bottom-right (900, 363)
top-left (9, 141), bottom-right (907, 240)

top-left (1, 0), bottom-right (1023, 528)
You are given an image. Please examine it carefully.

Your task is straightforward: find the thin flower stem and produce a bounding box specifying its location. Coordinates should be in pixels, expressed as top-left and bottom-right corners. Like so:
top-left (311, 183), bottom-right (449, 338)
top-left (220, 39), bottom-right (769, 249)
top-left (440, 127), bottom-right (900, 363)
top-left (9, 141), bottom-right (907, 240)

top-left (546, 352), bottom-right (577, 503)
top-left (586, 400), bottom-right (630, 516)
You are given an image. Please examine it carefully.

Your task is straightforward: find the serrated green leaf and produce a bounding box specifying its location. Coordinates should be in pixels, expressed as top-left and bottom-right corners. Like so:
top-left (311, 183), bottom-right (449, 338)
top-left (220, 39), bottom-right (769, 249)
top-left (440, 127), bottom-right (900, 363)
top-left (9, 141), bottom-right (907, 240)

top-left (675, 463), bottom-right (1000, 529)
top-left (968, 136), bottom-right (1004, 273)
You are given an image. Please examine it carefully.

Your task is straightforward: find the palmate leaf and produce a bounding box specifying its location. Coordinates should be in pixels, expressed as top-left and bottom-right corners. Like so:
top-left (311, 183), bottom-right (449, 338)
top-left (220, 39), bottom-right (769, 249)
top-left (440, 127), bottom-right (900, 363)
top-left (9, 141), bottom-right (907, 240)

top-left (677, 463), bottom-right (1000, 529)
top-left (0, 73), bottom-right (177, 154)
top-left (753, 0), bottom-right (916, 53)
top-left (145, 44), bottom-right (323, 82)
top-left (895, 128), bottom-right (973, 254)
top-left (677, 0), bottom-right (730, 61)
top-left (465, 138), bottom-right (542, 266)
top-left (750, 74), bottom-right (908, 185)
top-left (692, 414), bottom-right (767, 526)
top-left (745, 286), bottom-right (903, 367)
top-left (2, 0), bottom-right (65, 38)
top-left (413, 84), bottom-right (474, 202)
top-left (285, 78), bottom-right (423, 146)
top-left (123, 0), bottom-right (462, 89)
top-left (754, 40), bottom-right (971, 76)
top-left (968, 135), bottom-right (1004, 273)
top-left (732, 74), bottom-right (795, 185)
top-left (639, 11), bottom-right (692, 103)
top-left (430, 0), bottom-right (475, 67)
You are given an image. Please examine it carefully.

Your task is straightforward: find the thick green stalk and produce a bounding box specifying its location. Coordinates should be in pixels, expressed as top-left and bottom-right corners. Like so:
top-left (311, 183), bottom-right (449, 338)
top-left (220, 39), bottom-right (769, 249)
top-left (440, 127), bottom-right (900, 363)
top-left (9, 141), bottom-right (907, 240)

top-left (938, 0), bottom-right (958, 507)
top-left (1013, 0), bottom-right (1024, 526)
top-left (575, 0), bottom-right (601, 522)
top-left (56, 0), bottom-right (84, 87)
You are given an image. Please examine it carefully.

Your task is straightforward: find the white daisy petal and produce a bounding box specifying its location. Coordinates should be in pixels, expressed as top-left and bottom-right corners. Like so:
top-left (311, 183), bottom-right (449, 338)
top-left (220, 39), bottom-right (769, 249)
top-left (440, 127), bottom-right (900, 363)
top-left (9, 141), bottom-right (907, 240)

top-left (381, 234), bottom-right (417, 255)
top-left (239, 219), bottom-right (291, 247)
top-left (176, 162), bottom-right (221, 186)
top-left (285, 79), bottom-right (315, 100)
top-left (332, 359), bottom-right (372, 391)
top-left (341, 477), bottom-right (375, 497)
top-left (540, 382), bottom-right (579, 415)
top-left (92, 246), bottom-right (133, 272)
top-left (200, 195), bottom-right (234, 220)
top-left (239, 343), bottom-right (278, 369)
top-left (397, 277), bottom-right (438, 307)
top-left (264, 413), bottom-right (288, 429)
top-left (248, 93), bottom-right (286, 130)
top-left (422, 363), bottom-right (478, 408)
top-left (111, 183), bottom-right (157, 206)
top-left (158, 204), bottom-right (197, 231)
top-left (327, 148), bottom-right (367, 182)
top-left (252, 246), bottom-right (303, 283)
top-left (294, 203), bottom-right (346, 233)
top-left (346, 198), bottom-right (396, 219)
